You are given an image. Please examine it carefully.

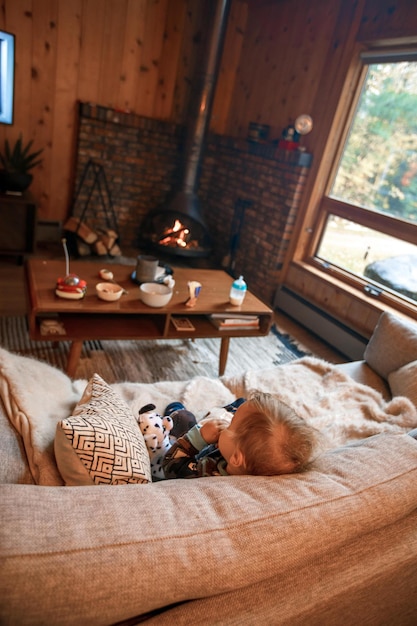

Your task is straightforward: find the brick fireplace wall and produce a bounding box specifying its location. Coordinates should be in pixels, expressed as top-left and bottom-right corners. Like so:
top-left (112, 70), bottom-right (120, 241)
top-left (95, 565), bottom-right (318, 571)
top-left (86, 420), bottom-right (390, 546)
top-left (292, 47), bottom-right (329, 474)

top-left (73, 102), bottom-right (311, 305)
top-left (200, 138), bottom-right (311, 304)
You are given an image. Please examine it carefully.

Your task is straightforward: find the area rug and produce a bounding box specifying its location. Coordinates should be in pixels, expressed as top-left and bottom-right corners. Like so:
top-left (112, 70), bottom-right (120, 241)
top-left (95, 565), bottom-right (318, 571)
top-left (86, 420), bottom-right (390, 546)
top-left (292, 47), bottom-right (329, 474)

top-left (0, 316), bottom-right (311, 384)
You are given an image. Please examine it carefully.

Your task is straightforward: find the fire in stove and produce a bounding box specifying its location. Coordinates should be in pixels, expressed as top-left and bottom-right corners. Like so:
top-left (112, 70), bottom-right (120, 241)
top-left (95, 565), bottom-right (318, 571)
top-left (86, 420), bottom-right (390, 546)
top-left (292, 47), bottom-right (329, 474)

top-left (159, 219), bottom-right (191, 249)
top-left (141, 208), bottom-right (212, 258)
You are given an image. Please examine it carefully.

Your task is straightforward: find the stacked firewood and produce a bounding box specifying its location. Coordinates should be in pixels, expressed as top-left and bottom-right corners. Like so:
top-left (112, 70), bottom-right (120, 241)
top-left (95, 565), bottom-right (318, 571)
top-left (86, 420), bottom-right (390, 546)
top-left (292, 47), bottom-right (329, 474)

top-left (64, 217), bottom-right (122, 257)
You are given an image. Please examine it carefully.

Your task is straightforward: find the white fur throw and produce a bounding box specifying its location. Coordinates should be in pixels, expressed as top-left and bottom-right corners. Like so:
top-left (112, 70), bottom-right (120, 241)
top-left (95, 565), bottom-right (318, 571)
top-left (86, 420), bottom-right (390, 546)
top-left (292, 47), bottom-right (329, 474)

top-left (0, 347), bottom-right (416, 485)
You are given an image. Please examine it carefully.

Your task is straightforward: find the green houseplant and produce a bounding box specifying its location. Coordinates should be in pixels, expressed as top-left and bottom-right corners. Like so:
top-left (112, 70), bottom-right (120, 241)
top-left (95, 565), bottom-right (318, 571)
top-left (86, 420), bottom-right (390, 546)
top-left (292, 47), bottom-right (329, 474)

top-left (0, 134), bottom-right (43, 193)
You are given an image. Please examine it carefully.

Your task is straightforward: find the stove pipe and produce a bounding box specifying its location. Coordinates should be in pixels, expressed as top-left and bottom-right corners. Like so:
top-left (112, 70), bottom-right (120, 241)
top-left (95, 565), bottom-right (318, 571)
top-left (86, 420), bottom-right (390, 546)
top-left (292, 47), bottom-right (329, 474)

top-left (141, 0), bottom-right (230, 256)
top-left (181, 0), bottom-right (231, 203)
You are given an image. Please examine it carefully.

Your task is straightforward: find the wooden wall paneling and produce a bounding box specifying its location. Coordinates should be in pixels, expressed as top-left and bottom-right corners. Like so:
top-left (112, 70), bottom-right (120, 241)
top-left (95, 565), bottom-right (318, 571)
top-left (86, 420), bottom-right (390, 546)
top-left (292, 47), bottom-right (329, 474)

top-left (278, 2), bottom-right (340, 134)
top-left (227, 0), bottom-right (320, 138)
top-left (230, 0), bottom-right (340, 140)
top-left (258, 0), bottom-right (302, 137)
top-left (302, 0), bottom-right (368, 153)
top-left (172, 0), bottom-right (207, 125)
top-left (29, 0), bottom-right (59, 218)
top-left (210, 0), bottom-right (247, 135)
top-left (135, 0), bottom-right (169, 118)
top-left (118, 0), bottom-right (147, 113)
top-left (49, 0), bottom-right (82, 222)
top-left (228, 7), bottom-right (271, 136)
top-left (226, 0), bottom-right (309, 137)
top-left (313, 282), bottom-right (365, 334)
top-left (0, 0), bottom-right (34, 149)
top-left (77, 0), bottom-right (106, 104)
top-left (344, 296), bottom-right (380, 336)
top-left (284, 263), bottom-right (382, 337)
top-left (246, 9), bottom-right (284, 133)
top-left (153, 0), bottom-right (186, 120)
top-left (358, 0), bottom-right (417, 43)
top-left (97, 0), bottom-right (128, 109)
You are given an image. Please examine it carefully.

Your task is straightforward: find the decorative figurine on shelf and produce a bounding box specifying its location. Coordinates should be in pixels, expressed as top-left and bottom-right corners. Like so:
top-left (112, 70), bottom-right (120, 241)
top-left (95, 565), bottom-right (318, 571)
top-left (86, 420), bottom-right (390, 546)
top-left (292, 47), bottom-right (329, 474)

top-left (278, 124), bottom-right (300, 150)
top-left (55, 238), bottom-right (87, 300)
top-left (277, 114), bottom-right (313, 151)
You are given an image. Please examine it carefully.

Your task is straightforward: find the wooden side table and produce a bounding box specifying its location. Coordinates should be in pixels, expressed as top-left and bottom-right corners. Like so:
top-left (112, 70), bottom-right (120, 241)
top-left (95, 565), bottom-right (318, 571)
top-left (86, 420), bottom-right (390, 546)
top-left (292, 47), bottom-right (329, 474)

top-left (0, 192), bottom-right (37, 261)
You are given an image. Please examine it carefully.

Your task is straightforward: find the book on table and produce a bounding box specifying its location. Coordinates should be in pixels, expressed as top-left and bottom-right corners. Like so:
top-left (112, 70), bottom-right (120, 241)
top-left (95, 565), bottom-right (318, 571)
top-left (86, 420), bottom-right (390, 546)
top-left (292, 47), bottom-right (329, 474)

top-left (209, 314), bottom-right (260, 330)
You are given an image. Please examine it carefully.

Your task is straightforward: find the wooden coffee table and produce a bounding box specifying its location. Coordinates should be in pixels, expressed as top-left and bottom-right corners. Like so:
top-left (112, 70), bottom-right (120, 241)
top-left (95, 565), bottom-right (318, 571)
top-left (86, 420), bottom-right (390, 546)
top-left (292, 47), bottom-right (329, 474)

top-left (26, 259), bottom-right (273, 378)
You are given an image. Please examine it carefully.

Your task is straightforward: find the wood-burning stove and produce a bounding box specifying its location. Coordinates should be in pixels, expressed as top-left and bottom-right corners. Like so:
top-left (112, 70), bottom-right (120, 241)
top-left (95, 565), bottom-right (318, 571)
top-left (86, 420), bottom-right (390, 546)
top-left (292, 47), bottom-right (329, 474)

top-left (139, 0), bottom-right (230, 259)
top-left (140, 190), bottom-right (212, 258)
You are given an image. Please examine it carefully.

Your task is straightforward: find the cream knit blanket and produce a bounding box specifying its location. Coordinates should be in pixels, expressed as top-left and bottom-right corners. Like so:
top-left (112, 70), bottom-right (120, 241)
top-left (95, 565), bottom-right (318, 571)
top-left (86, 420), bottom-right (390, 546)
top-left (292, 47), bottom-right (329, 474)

top-left (0, 348), bottom-right (416, 485)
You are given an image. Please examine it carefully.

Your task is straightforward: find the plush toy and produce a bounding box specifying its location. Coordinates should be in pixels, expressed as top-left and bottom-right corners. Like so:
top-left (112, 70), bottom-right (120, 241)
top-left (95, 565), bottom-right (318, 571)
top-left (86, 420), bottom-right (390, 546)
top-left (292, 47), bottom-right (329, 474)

top-left (138, 399), bottom-right (244, 480)
top-left (138, 404), bottom-right (174, 480)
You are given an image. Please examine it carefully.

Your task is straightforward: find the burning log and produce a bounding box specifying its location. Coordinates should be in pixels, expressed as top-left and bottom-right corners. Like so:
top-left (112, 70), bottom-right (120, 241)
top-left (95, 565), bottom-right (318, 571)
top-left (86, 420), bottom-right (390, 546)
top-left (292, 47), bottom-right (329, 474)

top-left (158, 219), bottom-right (191, 248)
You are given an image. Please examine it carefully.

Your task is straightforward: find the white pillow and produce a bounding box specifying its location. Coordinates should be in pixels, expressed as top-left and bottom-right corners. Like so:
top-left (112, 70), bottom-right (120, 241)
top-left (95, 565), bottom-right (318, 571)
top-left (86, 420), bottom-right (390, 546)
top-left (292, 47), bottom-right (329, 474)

top-left (388, 360), bottom-right (417, 407)
top-left (55, 374), bottom-right (151, 485)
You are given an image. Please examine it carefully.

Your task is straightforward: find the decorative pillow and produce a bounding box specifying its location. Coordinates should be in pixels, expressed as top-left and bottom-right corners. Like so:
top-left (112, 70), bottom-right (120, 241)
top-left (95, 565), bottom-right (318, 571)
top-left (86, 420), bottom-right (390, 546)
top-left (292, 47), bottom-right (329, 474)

top-left (388, 360), bottom-right (417, 407)
top-left (55, 374), bottom-right (151, 485)
top-left (364, 311), bottom-right (417, 380)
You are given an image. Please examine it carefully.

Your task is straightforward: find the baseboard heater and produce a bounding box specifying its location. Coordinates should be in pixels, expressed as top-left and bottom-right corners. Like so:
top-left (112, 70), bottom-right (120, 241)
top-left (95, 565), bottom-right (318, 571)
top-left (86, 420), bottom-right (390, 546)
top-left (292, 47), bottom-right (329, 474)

top-left (274, 286), bottom-right (369, 361)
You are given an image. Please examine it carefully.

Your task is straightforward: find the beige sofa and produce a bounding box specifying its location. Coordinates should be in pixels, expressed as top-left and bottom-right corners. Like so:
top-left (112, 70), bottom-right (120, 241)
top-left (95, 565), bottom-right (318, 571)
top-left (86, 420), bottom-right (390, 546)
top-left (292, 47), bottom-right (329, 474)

top-left (1, 311), bottom-right (417, 625)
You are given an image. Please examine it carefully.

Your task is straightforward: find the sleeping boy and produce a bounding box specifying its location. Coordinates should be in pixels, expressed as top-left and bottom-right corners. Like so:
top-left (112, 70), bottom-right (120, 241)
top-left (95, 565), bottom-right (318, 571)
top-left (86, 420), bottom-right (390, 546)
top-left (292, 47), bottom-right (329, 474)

top-left (139, 393), bottom-right (320, 480)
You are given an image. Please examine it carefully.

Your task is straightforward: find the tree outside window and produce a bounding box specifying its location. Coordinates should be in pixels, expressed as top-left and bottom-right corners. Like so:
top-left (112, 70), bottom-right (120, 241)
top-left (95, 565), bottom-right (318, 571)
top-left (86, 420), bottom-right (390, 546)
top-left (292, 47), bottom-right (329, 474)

top-left (315, 56), bottom-right (417, 305)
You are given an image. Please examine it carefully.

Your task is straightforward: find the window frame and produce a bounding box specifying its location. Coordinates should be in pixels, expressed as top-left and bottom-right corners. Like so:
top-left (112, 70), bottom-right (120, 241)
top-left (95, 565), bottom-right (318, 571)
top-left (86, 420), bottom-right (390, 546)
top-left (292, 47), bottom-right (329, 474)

top-left (304, 46), bottom-right (417, 317)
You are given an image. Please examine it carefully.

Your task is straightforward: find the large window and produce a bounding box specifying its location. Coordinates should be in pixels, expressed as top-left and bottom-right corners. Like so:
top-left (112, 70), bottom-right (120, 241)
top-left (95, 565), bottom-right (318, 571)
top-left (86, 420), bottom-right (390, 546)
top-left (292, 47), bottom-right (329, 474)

top-left (313, 51), bottom-right (417, 309)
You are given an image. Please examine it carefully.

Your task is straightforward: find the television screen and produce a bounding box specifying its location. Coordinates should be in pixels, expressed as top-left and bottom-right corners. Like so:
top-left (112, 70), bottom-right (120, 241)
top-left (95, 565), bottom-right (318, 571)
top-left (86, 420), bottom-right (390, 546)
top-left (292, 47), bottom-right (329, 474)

top-left (0, 30), bottom-right (15, 125)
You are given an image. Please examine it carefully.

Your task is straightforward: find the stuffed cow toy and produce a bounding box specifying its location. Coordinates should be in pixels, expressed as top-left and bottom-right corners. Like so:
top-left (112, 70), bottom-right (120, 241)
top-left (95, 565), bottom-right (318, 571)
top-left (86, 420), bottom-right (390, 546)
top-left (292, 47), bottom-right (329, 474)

top-left (138, 404), bottom-right (174, 480)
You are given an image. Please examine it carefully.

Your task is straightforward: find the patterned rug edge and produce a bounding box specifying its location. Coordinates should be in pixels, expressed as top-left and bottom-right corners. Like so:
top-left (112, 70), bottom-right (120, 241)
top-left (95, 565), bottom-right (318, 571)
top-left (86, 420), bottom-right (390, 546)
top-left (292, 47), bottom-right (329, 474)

top-left (0, 316), bottom-right (312, 384)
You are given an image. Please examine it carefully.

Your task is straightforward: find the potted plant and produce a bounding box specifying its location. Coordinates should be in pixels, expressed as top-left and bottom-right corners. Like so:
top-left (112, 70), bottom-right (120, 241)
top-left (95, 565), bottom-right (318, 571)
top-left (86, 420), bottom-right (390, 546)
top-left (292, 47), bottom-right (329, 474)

top-left (0, 134), bottom-right (43, 193)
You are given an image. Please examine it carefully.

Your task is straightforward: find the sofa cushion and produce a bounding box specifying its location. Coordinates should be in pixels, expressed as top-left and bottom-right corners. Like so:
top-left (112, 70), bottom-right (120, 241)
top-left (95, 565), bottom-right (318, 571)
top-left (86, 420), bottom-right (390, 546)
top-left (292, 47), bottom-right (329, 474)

top-left (388, 360), bottom-right (417, 407)
top-left (335, 361), bottom-right (391, 399)
top-left (364, 311), bottom-right (417, 380)
top-left (1, 433), bottom-right (417, 624)
top-left (55, 374), bottom-right (151, 485)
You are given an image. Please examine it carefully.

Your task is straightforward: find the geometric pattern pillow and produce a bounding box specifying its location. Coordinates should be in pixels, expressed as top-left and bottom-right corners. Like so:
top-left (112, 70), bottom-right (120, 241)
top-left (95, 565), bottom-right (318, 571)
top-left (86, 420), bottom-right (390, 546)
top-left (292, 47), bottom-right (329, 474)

top-left (54, 374), bottom-right (151, 485)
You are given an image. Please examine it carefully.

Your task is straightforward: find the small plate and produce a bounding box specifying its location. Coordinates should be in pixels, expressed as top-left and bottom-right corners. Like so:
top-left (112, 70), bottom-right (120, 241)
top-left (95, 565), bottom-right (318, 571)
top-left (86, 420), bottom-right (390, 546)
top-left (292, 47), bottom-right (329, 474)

top-left (131, 264), bottom-right (173, 285)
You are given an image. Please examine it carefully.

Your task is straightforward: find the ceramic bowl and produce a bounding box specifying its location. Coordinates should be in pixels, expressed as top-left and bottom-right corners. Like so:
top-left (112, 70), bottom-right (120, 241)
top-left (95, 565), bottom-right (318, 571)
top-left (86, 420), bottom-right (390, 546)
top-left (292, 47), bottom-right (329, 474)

top-left (99, 268), bottom-right (114, 281)
top-left (96, 282), bottom-right (124, 301)
top-left (139, 282), bottom-right (173, 308)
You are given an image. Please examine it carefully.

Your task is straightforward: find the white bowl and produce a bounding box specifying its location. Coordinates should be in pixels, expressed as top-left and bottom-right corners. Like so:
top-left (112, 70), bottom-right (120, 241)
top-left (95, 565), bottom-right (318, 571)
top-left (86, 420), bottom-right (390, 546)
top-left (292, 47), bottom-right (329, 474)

top-left (99, 268), bottom-right (114, 281)
top-left (96, 282), bottom-right (124, 301)
top-left (139, 282), bottom-right (173, 307)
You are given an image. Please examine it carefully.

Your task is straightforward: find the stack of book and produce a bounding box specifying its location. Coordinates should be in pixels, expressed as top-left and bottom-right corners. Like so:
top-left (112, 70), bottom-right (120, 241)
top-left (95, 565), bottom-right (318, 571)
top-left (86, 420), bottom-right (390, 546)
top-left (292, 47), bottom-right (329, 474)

top-left (209, 314), bottom-right (260, 330)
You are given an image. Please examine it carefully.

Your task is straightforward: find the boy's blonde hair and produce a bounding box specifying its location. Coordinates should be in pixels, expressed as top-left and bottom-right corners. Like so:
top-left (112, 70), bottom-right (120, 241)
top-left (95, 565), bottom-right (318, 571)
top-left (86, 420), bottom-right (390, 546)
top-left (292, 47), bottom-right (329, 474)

top-left (232, 392), bottom-right (319, 476)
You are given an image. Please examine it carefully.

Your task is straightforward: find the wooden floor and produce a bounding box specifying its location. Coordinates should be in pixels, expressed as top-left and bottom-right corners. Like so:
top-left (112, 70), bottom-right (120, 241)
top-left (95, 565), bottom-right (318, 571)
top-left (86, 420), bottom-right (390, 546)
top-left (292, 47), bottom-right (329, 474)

top-left (0, 249), bottom-right (345, 364)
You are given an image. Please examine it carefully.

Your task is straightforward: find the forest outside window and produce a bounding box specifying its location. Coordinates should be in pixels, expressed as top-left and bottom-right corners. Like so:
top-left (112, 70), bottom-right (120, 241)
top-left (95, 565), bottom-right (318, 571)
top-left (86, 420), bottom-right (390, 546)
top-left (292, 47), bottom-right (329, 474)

top-left (313, 51), bottom-right (417, 310)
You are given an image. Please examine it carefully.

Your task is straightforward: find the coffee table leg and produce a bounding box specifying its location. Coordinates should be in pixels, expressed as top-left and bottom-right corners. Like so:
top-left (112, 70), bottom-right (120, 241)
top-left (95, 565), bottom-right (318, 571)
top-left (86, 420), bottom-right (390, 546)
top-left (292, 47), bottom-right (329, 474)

top-left (67, 340), bottom-right (83, 378)
top-left (219, 337), bottom-right (230, 376)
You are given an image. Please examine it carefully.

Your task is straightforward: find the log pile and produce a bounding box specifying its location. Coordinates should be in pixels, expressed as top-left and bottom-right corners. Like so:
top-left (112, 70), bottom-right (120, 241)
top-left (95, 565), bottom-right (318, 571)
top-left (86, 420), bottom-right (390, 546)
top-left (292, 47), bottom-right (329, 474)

top-left (64, 217), bottom-right (122, 257)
